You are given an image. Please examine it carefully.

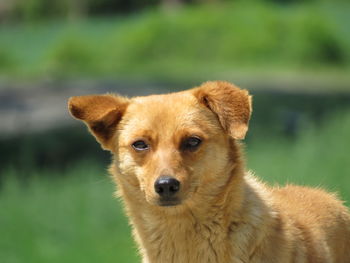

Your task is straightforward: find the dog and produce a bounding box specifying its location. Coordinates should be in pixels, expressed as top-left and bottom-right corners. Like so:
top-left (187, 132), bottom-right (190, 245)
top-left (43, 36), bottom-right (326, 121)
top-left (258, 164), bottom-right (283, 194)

top-left (68, 81), bottom-right (350, 263)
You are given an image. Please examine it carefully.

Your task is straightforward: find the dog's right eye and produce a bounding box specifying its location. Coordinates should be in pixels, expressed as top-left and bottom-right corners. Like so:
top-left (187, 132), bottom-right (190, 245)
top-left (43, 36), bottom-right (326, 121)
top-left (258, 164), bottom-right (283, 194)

top-left (181, 136), bottom-right (202, 152)
top-left (132, 140), bottom-right (149, 151)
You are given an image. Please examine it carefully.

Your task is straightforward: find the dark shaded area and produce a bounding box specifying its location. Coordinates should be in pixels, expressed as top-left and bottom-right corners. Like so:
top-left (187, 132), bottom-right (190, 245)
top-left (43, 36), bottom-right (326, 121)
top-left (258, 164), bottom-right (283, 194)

top-left (2, 0), bottom-right (346, 22)
top-left (1, 0), bottom-right (162, 21)
top-left (249, 90), bottom-right (350, 139)
top-left (0, 126), bottom-right (110, 175)
top-left (87, 0), bottom-right (161, 15)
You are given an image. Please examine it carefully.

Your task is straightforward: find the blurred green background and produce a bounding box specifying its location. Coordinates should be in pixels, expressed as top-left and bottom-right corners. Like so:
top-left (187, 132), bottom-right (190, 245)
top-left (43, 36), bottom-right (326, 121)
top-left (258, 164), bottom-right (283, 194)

top-left (0, 0), bottom-right (349, 262)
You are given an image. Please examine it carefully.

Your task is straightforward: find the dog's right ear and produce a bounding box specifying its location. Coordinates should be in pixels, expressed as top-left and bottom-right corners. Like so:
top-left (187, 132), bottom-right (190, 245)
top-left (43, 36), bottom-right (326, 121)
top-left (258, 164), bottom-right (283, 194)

top-left (193, 81), bottom-right (252, 140)
top-left (68, 94), bottom-right (129, 150)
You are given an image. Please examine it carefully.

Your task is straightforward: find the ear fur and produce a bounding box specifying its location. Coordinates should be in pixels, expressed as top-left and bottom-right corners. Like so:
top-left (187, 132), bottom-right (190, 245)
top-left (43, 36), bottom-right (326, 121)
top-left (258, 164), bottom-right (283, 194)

top-left (193, 81), bottom-right (252, 140)
top-left (68, 94), bottom-right (129, 150)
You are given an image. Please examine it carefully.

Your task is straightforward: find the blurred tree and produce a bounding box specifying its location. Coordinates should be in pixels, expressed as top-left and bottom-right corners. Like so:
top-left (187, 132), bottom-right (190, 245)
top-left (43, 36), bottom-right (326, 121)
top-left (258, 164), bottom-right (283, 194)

top-left (87, 0), bottom-right (160, 15)
top-left (162, 0), bottom-right (183, 8)
top-left (0, 0), bottom-right (162, 22)
top-left (0, 0), bottom-right (348, 22)
top-left (66, 0), bottom-right (87, 20)
top-left (11, 0), bottom-right (69, 21)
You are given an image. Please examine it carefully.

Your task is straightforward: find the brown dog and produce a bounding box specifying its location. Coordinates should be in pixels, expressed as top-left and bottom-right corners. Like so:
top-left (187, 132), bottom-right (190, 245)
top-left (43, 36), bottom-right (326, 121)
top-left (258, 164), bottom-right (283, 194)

top-left (68, 81), bottom-right (350, 263)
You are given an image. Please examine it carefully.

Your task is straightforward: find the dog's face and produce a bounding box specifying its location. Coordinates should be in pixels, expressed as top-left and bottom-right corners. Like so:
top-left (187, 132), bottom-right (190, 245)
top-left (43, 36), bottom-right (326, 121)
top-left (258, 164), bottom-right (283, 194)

top-left (115, 92), bottom-right (231, 207)
top-left (68, 81), bottom-right (251, 208)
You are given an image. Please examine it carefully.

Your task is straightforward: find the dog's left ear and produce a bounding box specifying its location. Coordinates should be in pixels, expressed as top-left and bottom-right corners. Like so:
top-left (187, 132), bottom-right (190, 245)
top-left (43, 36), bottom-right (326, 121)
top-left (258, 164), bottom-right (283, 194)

top-left (68, 94), bottom-right (129, 150)
top-left (193, 81), bottom-right (252, 140)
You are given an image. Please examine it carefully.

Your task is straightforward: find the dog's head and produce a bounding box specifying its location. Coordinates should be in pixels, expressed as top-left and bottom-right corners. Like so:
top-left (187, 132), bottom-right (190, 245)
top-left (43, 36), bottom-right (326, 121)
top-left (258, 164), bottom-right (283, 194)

top-left (68, 81), bottom-right (251, 208)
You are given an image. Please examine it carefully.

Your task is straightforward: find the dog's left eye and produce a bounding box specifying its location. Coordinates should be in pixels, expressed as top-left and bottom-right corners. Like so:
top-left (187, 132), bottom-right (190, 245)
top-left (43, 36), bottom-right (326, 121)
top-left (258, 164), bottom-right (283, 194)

top-left (181, 137), bottom-right (202, 151)
top-left (132, 140), bottom-right (149, 151)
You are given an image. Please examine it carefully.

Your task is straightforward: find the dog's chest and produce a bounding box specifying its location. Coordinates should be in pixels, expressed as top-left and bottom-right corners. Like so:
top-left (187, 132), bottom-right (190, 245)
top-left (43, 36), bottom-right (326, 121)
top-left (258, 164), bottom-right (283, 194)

top-left (140, 219), bottom-right (237, 263)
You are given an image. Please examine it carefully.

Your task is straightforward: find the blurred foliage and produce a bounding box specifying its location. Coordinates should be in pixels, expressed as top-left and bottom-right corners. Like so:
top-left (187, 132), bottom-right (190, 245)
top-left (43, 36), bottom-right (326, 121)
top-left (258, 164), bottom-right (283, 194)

top-left (11, 0), bottom-right (70, 21)
top-left (3, 0), bottom-right (349, 22)
top-left (262, 0), bottom-right (348, 3)
top-left (5, 0), bottom-right (161, 21)
top-left (45, 37), bottom-right (98, 76)
top-left (0, 2), bottom-right (349, 81)
top-left (0, 45), bottom-right (17, 71)
top-left (110, 3), bottom-right (349, 74)
top-left (290, 12), bottom-right (347, 65)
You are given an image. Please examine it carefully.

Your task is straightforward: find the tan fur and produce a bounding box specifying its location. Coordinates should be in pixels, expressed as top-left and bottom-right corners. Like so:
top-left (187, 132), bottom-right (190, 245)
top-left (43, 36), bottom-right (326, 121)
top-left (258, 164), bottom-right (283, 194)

top-left (68, 81), bottom-right (350, 263)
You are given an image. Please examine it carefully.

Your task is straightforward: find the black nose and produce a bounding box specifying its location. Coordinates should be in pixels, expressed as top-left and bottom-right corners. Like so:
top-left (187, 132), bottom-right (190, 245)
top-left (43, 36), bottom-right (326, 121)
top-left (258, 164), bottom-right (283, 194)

top-left (154, 176), bottom-right (180, 197)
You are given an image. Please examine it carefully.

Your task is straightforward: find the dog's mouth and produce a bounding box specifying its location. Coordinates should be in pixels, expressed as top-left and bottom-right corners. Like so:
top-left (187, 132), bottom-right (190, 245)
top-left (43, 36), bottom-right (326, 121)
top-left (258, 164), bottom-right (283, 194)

top-left (157, 198), bottom-right (181, 207)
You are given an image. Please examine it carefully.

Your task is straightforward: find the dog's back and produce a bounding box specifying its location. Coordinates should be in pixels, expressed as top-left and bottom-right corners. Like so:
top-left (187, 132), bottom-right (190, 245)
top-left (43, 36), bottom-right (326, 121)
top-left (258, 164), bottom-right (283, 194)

top-left (271, 185), bottom-right (350, 262)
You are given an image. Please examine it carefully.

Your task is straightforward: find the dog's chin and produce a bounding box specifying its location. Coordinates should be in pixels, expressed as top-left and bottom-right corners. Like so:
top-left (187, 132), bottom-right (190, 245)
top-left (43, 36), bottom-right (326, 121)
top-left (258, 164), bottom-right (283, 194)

top-left (156, 198), bottom-right (182, 207)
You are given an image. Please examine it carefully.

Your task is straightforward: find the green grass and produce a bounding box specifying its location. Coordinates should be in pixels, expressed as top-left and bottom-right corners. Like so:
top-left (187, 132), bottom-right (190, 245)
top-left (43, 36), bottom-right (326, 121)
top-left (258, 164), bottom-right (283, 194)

top-left (0, 163), bottom-right (139, 263)
top-left (1, 111), bottom-right (350, 263)
top-left (0, 2), bottom-right (349, 82)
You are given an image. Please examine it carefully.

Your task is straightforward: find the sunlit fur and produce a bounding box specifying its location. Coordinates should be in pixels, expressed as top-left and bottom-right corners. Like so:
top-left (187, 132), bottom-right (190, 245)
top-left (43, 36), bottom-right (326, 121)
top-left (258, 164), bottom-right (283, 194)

top-left (69, 81), bottom-right (350, 263)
